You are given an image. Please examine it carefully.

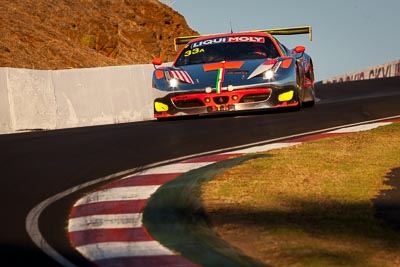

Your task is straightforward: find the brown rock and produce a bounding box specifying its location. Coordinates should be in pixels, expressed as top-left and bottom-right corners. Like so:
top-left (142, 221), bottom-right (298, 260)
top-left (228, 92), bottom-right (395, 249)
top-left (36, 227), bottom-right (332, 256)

top-left (0, 0), bottom-right (199, 70)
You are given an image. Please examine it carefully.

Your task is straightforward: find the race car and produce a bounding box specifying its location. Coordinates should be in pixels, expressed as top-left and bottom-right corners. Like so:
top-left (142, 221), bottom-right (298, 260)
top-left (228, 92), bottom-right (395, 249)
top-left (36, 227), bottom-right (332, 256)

top-left (151, 26), bottom-right (315, 119)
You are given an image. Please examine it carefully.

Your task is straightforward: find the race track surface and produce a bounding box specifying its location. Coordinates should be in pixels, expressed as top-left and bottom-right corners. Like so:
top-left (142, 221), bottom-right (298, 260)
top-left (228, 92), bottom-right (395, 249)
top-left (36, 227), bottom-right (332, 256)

top-left (0, 77), bottom-right (399, 266)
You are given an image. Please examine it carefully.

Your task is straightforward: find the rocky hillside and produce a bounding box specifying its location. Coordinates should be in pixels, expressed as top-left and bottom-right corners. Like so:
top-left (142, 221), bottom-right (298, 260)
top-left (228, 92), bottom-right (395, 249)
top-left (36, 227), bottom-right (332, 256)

top-left (0, 0), bottom-right (198, 70)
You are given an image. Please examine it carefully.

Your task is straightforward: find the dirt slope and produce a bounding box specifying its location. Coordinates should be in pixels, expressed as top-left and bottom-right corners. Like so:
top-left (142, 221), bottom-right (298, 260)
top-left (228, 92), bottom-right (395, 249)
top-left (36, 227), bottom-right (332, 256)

top-left (0, 0), bottom-right (198, 69)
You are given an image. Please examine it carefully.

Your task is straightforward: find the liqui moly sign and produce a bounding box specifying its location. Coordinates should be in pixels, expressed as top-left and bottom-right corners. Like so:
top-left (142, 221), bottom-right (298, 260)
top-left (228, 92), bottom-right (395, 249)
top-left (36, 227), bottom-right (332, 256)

top-left (191, 36), bottom-right (265, 48)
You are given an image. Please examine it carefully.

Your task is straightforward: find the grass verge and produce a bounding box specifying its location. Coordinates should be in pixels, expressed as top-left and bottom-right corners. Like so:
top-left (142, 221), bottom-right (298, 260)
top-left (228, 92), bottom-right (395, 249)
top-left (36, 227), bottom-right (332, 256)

top-left (143, 155), bottom-right (270, 267)
top-left (201, 123), bottom-right (400, 267)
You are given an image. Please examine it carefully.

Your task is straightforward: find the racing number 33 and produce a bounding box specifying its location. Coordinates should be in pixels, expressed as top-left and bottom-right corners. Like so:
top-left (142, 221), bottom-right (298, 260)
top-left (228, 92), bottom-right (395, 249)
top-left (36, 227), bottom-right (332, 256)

top-left (184, 47), bottom-right (205, 57)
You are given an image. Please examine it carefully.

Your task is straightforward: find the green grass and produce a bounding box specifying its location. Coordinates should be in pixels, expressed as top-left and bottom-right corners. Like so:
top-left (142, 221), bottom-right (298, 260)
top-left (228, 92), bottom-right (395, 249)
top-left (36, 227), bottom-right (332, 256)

top-left (201, 123), bottom-right (400, 267)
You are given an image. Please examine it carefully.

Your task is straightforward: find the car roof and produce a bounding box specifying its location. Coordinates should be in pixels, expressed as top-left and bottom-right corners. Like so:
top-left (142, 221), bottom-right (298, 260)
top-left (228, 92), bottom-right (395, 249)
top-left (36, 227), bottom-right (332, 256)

top-left (186, 31), bottom-right (273, 44)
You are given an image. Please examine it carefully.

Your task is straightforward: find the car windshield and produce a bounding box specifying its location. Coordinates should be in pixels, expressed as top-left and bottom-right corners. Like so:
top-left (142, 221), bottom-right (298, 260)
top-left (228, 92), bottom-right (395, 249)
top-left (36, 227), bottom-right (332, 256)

top-left (175, 36), bottom-right (280, 67)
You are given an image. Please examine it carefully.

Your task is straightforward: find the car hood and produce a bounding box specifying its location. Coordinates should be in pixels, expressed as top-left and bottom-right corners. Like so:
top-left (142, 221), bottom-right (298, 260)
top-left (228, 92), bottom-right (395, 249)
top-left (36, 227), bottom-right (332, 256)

top-left (165, 59), bottom-right (276, 91)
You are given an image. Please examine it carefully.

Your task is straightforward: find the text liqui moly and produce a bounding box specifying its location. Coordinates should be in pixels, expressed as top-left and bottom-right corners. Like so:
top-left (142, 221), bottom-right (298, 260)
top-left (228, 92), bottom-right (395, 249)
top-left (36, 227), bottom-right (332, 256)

top-left (191, 36), bottom-right (265, 48)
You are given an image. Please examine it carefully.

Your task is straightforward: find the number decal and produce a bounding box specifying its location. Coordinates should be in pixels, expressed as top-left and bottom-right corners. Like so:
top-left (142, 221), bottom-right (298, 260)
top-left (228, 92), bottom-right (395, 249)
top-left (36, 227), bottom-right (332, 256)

top-left (184, 48), bottom-right (205, 57)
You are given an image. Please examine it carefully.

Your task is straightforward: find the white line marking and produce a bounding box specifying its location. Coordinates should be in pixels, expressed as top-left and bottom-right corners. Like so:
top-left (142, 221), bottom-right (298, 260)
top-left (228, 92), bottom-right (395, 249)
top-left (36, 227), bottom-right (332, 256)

top-left (328, 122), bottom-right (392, 133)
top-left (225, 142), bottom-right (302, 154)
top-left (133, 162), bottom-right (214, 176)
top-left (68, 213), bottom-right (143, 232)
top-left (74, 185), bottom-right (160, 206)
top-left (76, 241), bottom-right (174, 261)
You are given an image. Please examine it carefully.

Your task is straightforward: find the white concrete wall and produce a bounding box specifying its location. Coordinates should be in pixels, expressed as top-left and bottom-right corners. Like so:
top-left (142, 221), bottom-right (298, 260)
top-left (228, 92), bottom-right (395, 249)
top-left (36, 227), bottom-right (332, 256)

top-left (323, 59), bottom-right (400, 84)
top-left (51, 64), bottom-right (155, 129)
top-left (7, 68), bottom-right (57, 131)
top-left (0, 68), bottom-right (12, 133)
top-left (0, 64), bottom-right (156, 134)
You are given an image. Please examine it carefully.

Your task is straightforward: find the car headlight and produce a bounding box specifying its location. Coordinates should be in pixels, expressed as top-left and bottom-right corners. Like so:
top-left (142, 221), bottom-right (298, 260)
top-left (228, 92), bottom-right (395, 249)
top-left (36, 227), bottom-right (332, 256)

top-left (169, 78), bottom-right (178, 88)
top-left (263, 70), bottom-right (274, 80)
top-left (263, 61), bottom-right (282, 80)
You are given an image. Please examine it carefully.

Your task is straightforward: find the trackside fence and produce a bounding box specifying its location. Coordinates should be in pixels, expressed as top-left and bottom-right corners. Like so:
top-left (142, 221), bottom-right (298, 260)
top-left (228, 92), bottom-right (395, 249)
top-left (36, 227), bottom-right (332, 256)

top-left (323, 59), bottom-right (400, 84)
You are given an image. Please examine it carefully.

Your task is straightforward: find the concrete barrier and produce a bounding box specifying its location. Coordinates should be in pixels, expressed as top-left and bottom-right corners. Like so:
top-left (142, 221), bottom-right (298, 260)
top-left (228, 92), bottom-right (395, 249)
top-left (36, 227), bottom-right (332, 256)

top-left (51, 65), bottom-right (155, 129)
top-left (0, 68), bottom-right (12, 133)
top-left (7, 68), bottom-right (57, 131)
top-left (0, 64), bottom-right (156, 134)
top-left (323, 59), bottom-right (400, 84)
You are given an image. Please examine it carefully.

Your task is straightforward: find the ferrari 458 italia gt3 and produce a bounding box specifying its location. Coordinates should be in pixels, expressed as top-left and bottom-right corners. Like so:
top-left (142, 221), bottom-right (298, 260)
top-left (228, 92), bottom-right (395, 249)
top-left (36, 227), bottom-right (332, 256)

top-left (152, 26), bottom-right (315, 119)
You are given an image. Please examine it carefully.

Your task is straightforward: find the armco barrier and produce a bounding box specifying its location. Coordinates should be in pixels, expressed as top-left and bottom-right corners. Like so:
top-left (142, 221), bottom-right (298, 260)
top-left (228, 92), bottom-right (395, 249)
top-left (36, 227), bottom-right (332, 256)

top-left (323, 59), bottom-right (400, 84)
top-left (0, 64), bottom-right (156, 134)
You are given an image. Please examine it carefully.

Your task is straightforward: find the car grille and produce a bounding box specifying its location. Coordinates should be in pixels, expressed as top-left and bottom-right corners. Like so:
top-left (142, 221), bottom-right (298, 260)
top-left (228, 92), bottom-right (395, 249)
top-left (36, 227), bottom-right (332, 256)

top-left (213, 96), bottom-right (229, 104)
top-left (240, 93), bottom-right (270, 103)
top-left (173, 99), bottom-right (204, 108)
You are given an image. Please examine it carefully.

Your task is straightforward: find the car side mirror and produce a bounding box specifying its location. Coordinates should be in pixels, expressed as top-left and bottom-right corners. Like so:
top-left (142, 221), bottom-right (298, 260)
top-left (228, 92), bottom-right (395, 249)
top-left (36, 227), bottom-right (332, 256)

top-left (152, 58), bottom-right (163, 69)
top-left (294, 46), bottom-right (306, 58)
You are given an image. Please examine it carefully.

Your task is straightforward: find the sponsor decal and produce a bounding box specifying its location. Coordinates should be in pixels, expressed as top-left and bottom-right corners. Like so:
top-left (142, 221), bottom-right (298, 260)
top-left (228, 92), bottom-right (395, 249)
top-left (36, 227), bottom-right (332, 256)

top-left (191, 36), bottom-right (264, 48)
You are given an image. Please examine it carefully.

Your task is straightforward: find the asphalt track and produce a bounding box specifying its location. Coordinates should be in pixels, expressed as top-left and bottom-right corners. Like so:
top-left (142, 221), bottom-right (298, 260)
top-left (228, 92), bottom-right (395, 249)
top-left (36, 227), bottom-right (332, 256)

top-left (1, 77), bottom-right (400, 266)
